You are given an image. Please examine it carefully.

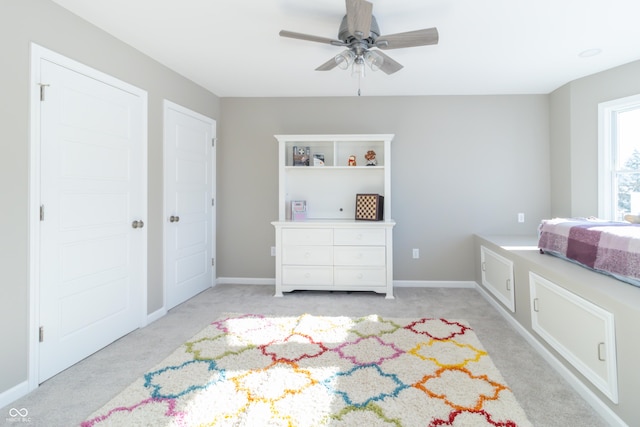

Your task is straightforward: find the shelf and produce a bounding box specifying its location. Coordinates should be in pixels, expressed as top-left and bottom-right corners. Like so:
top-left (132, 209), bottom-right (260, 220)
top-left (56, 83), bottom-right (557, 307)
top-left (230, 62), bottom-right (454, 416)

top-left (284, 166), bottom-right (385, 171)
top-left (276, 134), bottom-right (393, 222)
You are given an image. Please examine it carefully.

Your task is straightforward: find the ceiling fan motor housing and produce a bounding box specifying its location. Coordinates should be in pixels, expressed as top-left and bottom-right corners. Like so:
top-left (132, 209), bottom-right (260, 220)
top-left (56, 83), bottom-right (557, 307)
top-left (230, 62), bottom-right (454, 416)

top-left (339, 14), bottom-right (380, 44)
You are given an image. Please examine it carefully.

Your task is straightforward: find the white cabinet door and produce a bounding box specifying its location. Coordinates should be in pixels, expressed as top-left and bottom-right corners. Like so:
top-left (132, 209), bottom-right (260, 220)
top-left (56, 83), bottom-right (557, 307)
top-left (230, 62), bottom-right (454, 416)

top-left (480, 246), bottom-right (515, 312)
top-left (530, 272), bottom-right (618, 403)
top-left (164, 101), bottom-right (216, 310)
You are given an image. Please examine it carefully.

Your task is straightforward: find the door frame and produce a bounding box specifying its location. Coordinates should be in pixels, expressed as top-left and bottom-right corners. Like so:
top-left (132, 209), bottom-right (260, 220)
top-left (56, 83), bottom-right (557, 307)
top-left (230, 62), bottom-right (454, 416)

top-left (28, 43), bottom-right (148, 391)
top-left (162, 100), bottom-right (216, 310)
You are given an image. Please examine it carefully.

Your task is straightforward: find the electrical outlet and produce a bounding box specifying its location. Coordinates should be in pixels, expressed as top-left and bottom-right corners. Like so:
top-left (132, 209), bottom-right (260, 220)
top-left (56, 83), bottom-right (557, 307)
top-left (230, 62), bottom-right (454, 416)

top-left (271, 246), bottom-right (276, 256)
top-left (518, 213), bottom-right (525, 223)
top-left (412, 248), bottom-right (419, 259)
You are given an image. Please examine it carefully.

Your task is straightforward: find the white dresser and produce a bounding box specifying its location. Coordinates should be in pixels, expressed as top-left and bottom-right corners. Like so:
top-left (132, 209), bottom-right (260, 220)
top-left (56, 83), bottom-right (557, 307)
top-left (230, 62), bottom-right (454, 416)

top-left (272, 134), bottom-right (395, 298)
top-left (272, 220), bottom-right (395, 298)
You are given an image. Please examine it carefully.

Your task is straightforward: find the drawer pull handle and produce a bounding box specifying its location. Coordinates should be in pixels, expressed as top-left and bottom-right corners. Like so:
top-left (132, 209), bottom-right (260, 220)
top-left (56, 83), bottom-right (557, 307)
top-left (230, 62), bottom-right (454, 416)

top-left (357, 273), bottom-right (363, 279)
top-left (304, 252), bottom-right (311, 258)
top-left (304, 273), bottom-right (310, 279)
top-left (598, 342), bottom-right (606, 361)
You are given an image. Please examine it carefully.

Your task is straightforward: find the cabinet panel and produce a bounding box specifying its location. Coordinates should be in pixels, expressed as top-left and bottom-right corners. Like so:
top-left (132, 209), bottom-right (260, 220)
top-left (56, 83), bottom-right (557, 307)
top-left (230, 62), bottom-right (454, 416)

top-left (282, 228), bottom-right (333, 246)
top-left (282, 246), bottom-right (333, 266)
top-left (282, 266), bottom-right (333, 285)
top-left (480, 246), bottom-right (515, 312)
top-left (334, 246), bottom-right (385, 266)
top-left (529, 272), bottom-right (618, 403)
top-left (334, 228), bottom-right (386, 246)
top-left (334, 266), bottom-right (386, 286)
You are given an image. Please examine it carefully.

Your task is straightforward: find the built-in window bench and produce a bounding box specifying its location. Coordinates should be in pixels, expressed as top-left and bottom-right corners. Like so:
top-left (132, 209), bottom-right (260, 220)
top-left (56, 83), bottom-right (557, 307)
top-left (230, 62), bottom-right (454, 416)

top-left (474, 234), bottom-right (640, 427)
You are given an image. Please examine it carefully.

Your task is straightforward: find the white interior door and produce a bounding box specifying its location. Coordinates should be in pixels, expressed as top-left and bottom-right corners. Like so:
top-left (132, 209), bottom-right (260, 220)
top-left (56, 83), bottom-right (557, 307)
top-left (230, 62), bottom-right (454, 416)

top-left (37, 53), bottom-right (146, 382)
top-left (164, 101), bottom-right (215, 310)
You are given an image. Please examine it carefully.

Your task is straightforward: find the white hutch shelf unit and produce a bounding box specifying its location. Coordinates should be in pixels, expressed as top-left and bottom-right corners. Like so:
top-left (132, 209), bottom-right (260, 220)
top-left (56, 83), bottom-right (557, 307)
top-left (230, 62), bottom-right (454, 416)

top-left (272, 134), bottom-right (395, 298)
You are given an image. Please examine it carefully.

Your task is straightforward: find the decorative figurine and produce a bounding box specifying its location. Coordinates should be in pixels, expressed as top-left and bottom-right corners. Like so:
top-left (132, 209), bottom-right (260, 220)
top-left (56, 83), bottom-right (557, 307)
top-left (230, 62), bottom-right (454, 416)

top-left (348, 155), bottom-right (357, 166)
top-left (364, 150), bottom-right (377, 166)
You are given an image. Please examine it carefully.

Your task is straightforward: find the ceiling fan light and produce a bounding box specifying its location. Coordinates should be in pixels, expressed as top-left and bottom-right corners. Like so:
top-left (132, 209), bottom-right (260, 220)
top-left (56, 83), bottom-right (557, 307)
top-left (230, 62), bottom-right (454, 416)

top-left (351, 57), bottom-right (365, 78)
top-left (364, 50), bottom-right (384, 72)
top-left (335, 50), bottom-right (356, 70)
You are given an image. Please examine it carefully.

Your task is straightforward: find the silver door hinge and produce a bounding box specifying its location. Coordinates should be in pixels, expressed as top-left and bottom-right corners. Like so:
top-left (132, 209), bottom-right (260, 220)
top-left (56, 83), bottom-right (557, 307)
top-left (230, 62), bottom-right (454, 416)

top-left (212, 138), bottom-right (216, 147)
top-left (40, 205), bottom-right (45, 221)
top-left (211, 258), bottom-right (215, 266)
top-left (211, 198), bottom-right (215, 206)
top-left (39, 326), bottom-right (44, 342)
top-left (38, 83), bottom-right (50, 101)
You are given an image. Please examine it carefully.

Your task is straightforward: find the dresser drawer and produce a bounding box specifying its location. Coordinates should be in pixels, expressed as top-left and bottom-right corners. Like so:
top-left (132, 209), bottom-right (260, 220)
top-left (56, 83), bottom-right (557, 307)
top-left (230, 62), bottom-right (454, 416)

top-left (282, 266), bottom-right (333, 285)
top-left (283, 246), bottom-right (333, 265)
top-left (282, 228), bottom-right (333, 246)
top-left (334, 228), bottom-right (386, 246)
top-left (334, 246), bottom-right (385, 266)
top-left (334, 266), bottom-right (386, 286)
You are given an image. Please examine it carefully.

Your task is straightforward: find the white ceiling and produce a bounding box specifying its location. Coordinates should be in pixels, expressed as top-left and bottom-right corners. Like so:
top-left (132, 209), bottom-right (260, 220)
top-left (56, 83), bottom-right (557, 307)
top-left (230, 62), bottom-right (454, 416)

top-left (51, 0), bottom-right (640, 97)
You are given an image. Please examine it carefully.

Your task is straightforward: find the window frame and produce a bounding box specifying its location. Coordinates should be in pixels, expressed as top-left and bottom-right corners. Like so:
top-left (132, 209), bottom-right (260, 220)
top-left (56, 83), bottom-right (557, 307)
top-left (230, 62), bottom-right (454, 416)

top-left (598, 93), bottom-right (640, 220)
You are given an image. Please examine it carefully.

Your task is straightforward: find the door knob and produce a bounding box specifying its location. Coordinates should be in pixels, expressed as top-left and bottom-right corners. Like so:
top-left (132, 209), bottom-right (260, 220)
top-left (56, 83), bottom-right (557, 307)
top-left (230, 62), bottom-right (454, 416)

top-left (132, 220), bottom-right (144, 229)
top-left (169, 215), bottom-right (180, 223)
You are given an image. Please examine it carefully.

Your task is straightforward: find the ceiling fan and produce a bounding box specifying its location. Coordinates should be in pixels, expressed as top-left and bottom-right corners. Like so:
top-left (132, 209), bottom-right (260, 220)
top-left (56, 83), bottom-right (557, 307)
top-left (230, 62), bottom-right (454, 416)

top-left (279, 0), bottom-right (439, 77)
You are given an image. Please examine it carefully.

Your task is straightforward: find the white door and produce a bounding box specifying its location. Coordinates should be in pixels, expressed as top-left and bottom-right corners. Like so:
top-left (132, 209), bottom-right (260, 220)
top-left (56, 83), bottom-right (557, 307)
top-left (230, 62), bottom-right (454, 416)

top-left (164, 101), bottom-right (215, 309)
top-left (37, 54), bottom-right (146, 382)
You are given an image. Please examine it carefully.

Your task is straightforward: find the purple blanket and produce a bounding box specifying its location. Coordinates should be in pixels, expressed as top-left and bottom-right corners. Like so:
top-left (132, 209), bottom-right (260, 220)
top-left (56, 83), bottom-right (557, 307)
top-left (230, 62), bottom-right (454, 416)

top-left (538, 218), bottom-right (640, 284)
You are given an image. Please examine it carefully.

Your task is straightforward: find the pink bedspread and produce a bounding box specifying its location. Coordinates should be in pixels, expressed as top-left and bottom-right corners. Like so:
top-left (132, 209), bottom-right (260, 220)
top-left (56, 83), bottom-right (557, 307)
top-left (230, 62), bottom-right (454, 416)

top-left (538, 218), bottom-right (640, 284)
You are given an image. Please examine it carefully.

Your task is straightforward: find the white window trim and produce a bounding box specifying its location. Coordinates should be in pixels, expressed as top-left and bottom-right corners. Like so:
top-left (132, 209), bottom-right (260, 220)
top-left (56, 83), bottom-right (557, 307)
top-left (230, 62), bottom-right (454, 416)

top-left (598, 93), bottom-right (640, 219)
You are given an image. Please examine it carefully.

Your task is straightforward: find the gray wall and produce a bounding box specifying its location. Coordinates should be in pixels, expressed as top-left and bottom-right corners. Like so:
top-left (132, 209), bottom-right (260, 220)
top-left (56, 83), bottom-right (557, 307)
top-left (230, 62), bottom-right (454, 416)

top-left (0, 0), bottom-right (219, 396)
top-left (218, 95), bottom-right (550, 281)
top-left (549, 59), bottom-right (640, 217)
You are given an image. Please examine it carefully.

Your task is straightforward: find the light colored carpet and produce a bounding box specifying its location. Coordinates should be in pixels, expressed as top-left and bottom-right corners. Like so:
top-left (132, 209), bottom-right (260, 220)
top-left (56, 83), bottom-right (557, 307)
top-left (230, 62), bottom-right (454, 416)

top-left (82, 313), bottom-right (531, 426)
top-left (1, 285), bottom-right (607, 426)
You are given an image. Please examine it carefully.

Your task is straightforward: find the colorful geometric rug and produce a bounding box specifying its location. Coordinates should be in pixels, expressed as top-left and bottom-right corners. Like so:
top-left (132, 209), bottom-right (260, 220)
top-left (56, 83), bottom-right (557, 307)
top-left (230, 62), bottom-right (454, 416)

top-left (82, 314), bottom-right (531, 426)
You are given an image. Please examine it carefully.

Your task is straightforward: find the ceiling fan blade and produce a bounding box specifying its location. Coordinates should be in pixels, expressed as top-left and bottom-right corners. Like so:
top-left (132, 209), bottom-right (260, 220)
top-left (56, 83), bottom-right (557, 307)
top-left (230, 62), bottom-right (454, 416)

top-left (376, 27), bottom-right (439, 50)
top-left (346, 0), bottom-right (373, 40)
top-left (279, 30), bottom-right (344, 46)
top-left (315, 57), bottom-right (339, 71)
top-left (374, 51), bottom-right (404, 74)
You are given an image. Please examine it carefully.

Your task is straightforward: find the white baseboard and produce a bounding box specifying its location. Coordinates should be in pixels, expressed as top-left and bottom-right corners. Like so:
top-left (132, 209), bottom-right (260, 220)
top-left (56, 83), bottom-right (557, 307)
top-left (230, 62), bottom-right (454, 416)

top-left (394, 280), bottom-right (476, 288)
top-left (147, 306), bottom-right (167, 324)
top-left (0, 380), bottom-right (29, 410)
top-left (216, 277), bottom-right (275, 286)
top-left (474, 283), bottom-right (627, 427)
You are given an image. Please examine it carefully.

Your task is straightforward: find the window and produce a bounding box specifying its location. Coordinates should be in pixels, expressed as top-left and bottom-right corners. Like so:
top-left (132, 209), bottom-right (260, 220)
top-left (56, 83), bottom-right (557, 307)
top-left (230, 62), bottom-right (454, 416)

top-left (598, 94), bottom-right (640, 220)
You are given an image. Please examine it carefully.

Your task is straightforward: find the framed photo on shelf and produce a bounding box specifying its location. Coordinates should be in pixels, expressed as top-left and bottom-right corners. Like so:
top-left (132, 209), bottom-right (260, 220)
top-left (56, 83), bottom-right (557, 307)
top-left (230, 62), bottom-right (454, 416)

top-left (292, 146), bottom-right (310, 166)
top-left (313, 153), bottom-right (325, 166)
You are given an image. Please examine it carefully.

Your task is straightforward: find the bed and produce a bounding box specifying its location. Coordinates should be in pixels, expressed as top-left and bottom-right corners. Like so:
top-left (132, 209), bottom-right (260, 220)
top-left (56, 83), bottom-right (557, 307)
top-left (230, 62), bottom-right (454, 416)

top-left (538, 217), bottom-right (640, 287)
